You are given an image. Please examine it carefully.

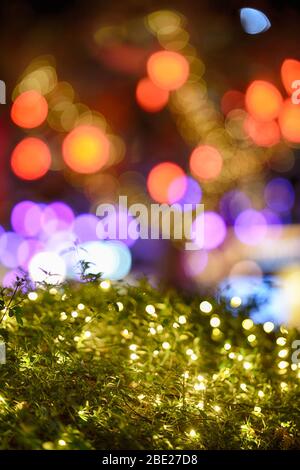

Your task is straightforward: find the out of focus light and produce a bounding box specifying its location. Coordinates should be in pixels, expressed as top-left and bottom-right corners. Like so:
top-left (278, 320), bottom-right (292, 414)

top-left (79, 241), bottom-right (131, 280)
top-left (200, 301), bottom-right (212, 313)
top-left (281, 59), bottom-right (300, 95)
top-left (240, 8), bottom-right (271, 35)
top-left (192, 212), bottom-right (226, 250)
top-left (278, 100), bottom-right (300, 143)
top-left (244, 115), bottom-right (280, 147)
top-left (72, 214), bottom-right (100, 242)
top-left (136, 77), bottom-right (169, 112)
top-left (183, 250), bottom-right (208, 278)
top-left (11, 201), bottom-right (43, 237)
top-left (189, 145), bottom-right (222, 182)
top-left (147, 162), bottom-right (186, 203)
top-left (62, 125), bottom-right (110, 174)
top-left (219, 190), bottom-right (251, 225)
top-left (264, 178), bottom-right (295, 213)
top-left (41, 202), bottom-right (75, 236)
top-left (234, 210), bottom-right (267, 245)
top-left (0, 232), bottom-right (24, 268)
top-left (147, 50), bottom-right (189, 91)
top-left (221, 90), bottom-right (244, 115)
top-left (11, 90), bottom-right (48, 129)
top-left (245, 80), bottom-right (282, 122)
top-left (169, 176), bottom-right (202, 207)
top-left (11, 137), bottom-right (51, 180)
top-left (28, 251), bottom-right (66, 284)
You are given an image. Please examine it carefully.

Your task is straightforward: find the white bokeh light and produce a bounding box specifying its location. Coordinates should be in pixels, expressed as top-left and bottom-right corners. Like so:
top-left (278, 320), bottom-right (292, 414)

top-left (28, 251), bottom-right (67, 284)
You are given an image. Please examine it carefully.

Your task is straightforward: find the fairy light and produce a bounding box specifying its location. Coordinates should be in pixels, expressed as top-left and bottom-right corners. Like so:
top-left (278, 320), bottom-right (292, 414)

top-left (153, 350), bottom-right (159, 357)
top-left (49, 288), bottom-right (57, 295)
top-left (199, 301), bottom-right (212, 313)
top-left (77, 303), bottom-right (85, 310)
top-left (214, 405), bottom-right (221, 413)
top-left (28, 292), bottom-right (38, 301)
top-left (258, 390), bottom-right (265, 398)
top-left (157, 325), bottom-right (164, 333)
top-left (173, 322), bottom-right (180, 328)
top-left (162, 341), bottom-right (171, 350)
top-left (189, 429), bottom-right (197, 438)
top-left (197, 375), bottom-right (204, 382)
top-left (196, 401), bottom-right (204, 410)
top-left (229, 352), bottom-right (236, 359)
top-left (138, 394), bottom-right (145, 401)
top-left (278, 349), bottom-right (288, 358)
top-left (178, 315), bottom-right (186, 325)
top-left (224, 343), bottom-right (231, 351)
top-left (243, 361), bottom-right (252, 370)
top-left (149, 327), bottom-right (156, 335)
top-left (71, 311), bottom-right (78, 318)
top-left (254, 406), bottom-right (261, 414)
top-left (116, 302), bottom-right (124, 312)
top-left (210, 316), bottom-right (220, 328)
top-left (237, 354), bottom-right (244, 361)
top-left (191, 354), bottom-right (198, 361)
top-left (84, 331), bottom-right (91, 339)
top-left (100, 280), bottom-right (111, 290)
top-left (183, 371), bottom-right (189, 379)
top-left (247, 334), bottom-right (256, 343)
top-left (242, 319), bottom-right (253, 330)
top-left (240, 383), bottom-right (247, 391)
top-left (73, 336), bottom-right (80, 342)
top-left (145, 304), bottom-right (156, 315)
top-left (60, 312), bottom-right (67, 321)
top-left (278, 361), bottom-right (289, 370)
top-left (230, 296), bottom-right (242, 308)
top-left (85, 316), bottom-right (92, 323)
top-left (280, 382), bottom-right (288, 390)
top-left (58, 439), bottom-right (66, 446)
top-left (130, 353), bottom-right (139, 360)
top-left (121, 329), bottom-right (130, 338)
top-left (263, 322), bottom-right (275, 333)
top-left (194, 382), bottom-right (206, 391)
top-left (186, 348), bottom-right (193, 356)
top-left (129, 344), bottom-right (137, 351)
top-left (276, 337), bottom-right (286, 346)
top-left (291, 364), bottom-right (297, 371)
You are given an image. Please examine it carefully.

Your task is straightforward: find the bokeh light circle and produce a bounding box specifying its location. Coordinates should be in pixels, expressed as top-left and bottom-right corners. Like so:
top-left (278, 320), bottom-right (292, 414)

top-left (147, 51), bottom-right (189, 91)
top-left (278, 100), bottom-right (300, 143)
top-left (62, 125), bottom-right (110, 174)
top-left (11, 201), bottom-right (43, 237)
top-left (245, 80), bottom-right (282, 122)
top-left (11, 137), bottom-right (51, 180)
top-left (264, 178), bottom-right (295, 213)
top-left (189, 145), bottom-right (223, 181)
top-left (147, 162), bottom-right (186, 203)
top-left (281, 59), bottom-right (300, 95)
top-left (136, 77), bottom-right (169, 112)
top-left (11, 90), bottom-right (48, 129)
top-left (28, 251), bottom-right (66, 284)
top-left (234, 209), bottom-right (267, 245)
top-left (192, 211), bottom-right (227, 250)
top-left (244, 115), bottom-right (280, 147)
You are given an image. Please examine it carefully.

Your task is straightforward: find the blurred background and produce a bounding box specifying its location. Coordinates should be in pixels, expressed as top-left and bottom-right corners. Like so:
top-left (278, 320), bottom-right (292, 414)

top-left (0, 0), bottom-right (300, 327)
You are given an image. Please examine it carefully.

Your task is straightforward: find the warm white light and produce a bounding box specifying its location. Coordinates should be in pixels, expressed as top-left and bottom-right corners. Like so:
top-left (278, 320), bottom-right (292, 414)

top-left (29, 251), bottom-right (66, 284)
top-left (210, 316), bottom-right (220, 328)
top-left (28, 292), bottom-right (38, 301)
top-left (242, 319), bottom-right (253, 330)
top-left (263, 321), bottom-right (275, 333)
top-left (199, 301), bottom-right (212, 313)
top-left (230, 296), bottom-right (242, 308)
top-left (145, 304), bottom-right (156, 315)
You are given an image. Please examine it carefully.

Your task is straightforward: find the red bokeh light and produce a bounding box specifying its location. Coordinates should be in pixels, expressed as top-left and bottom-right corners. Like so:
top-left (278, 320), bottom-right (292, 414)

top-left (11, 90), bottom-right (48, 129)
top-left (244, 115), bottom-right (281, 147)
top-left (147, 162), bottom-right (186, 203)
top-left (11, 137), bottom-right (51, 180)
top-left (189, 145), bottom-right (223, 181)
top-left (136, 77), bottom-right (169, 112)
top-left (221, 90), bottom-right (244, 115)
top-left (281, 59), bottom-right (300, 95)
top-left (245, 80), bottom-right (282, 122)
top-left (147, 51), bottom-right (189, 91)
top-left (278, 99), bottom-right (300, 143)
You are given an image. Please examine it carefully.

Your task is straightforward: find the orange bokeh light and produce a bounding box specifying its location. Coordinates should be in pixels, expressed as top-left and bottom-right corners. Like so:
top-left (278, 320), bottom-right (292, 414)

top-left (11, 90), bottom-right (48, 129)
top-left (62, 125), bottom-right (110, 174)
top-left (281, 59), bottom-right (300, 95)
top-left (245, 80), bottom-right (282, 122)
top-left (147, 51), bottom-right (189, 91)
top-left (11, 137), bottom-right (51, 180)
top-left (147, 162), bottom-right (185, 203)
top-left (221, 90), bottom-right (244, 115)
top-left (244, 115), bottom-right (281, 147)
top-left (278, 99), bottom-right (300, 143)
top-left (189, 145), bottom-right (223, 181)
top-left (136, 77), bottom-right (169, 112)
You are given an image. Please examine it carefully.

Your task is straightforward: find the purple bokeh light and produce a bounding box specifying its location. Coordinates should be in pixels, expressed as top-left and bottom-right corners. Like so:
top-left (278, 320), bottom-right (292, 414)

top-left (234, 209), bottom-right (267, 245)
top-left (264, 178), bottom-right (295, 213)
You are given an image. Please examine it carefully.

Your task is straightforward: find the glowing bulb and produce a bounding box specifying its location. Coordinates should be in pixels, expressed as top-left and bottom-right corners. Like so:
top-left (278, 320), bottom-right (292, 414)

top-left (224, 343), bottom-right (231, 351)
top-left (210, 316), bottom-right (221, 328)
top-left (242, 319), bottom-right (253, 330)
top-left (116, 302), bottom-right (124, 312)
top-left (84, 331), bottom-right (91, 339)
top-left (278, 349), bottom-right (288, 358)
top-left (276, 337), bottom-right (286, 346)
top-left (258, 390), bottom-right (264, 398)
top-left (278, 361), bottom-right (289, 370)
top-left (247, 334), bottom-right (256, 343)
top-left (230, 296), bottom-right (242, 308)
top-left (71, 311), bottom-right (78, 318)
top-left (28, 292), bottom-right (38, 301)
top-left (129, 344), bottom-right (137, 351)
top-left (263, 321), bottom-right (274, 333)
top-left (100, 280), bottom-right (111, 290)
top-left (189, 429), bottom-right (197, 438)
top-left (199, 301), bottom-right (212, 313)
top-left (243, 361), bottom-right (252, 370)
top-left (130, 353), bottom-right (139, 361)
top-left (145, 304), bottom-right (156, 315)
top-left (58, 439), bottom-right (66, 447)
top-left (162, 342), bottom-right (171, 350)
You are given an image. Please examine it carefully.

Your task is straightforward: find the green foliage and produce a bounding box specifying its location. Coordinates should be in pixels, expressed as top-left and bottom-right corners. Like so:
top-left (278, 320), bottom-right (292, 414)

top-left (0, 278), bottom-right (299, 450)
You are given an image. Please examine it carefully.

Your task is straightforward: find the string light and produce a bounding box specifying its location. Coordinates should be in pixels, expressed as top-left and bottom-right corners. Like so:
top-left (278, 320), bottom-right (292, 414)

top-left (242, 319), bottom-right (253, 330)
top-left (230, 296), bottom-right (242, 308)
top-left (178, 315), bottom-right (186, 324)
top-left (210, 316), bottom-right (221, 328)
top-left (162, 342), bottom-right (171, 350)
top-left (100, 280), bottom-right (111, 290)
top-left (263, 322), bottom-right (275, 333)
top-left (199, 301), bottom-right (212, 313)
top-left (276, 337), bottom-right (287, 346)
top-left (145, 304), bottom-right (156, 315)
top-left (28, 292), bottom-right (38, 301)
